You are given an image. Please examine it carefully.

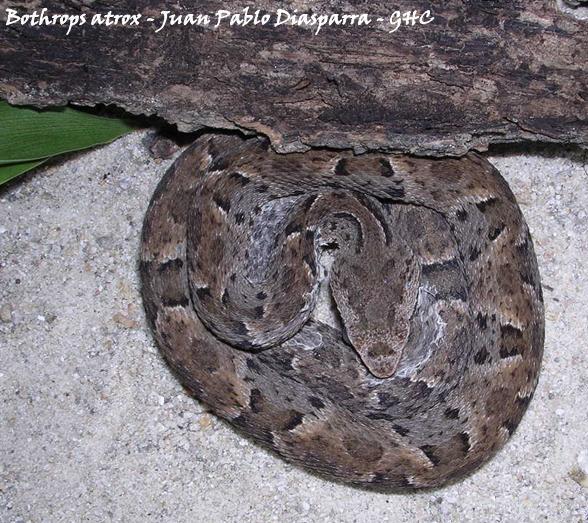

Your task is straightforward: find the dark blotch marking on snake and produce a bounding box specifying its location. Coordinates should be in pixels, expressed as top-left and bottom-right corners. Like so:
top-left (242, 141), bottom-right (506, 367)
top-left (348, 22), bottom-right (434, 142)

top-left (282, 411), bottom-right (305, 431)
top-left (420, 445), bottom-right (441, 466)
top-left (335, 158), bottom-right (351, 176)
top-left (489, 224), bottom-right (506, 241)
top-left (196, 287), bottom-right (212, 300)
top-left (308, 396), bottom-right (325, 409)
top-left (229, 172), bottom-right (251, 186)
top-left (476, 197), bottom-right (498, 213)
top-left (213, 193), bottom-right (231, 212)
top-left (444, 408), bottom-right (460, 419)
top-left (474, 347), bottom-right (490, 364)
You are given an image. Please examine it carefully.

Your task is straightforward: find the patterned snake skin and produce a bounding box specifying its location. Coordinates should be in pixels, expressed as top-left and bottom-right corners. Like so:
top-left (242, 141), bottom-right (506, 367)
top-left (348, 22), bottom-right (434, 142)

top-left (140, 134), bottom-right (544, 490)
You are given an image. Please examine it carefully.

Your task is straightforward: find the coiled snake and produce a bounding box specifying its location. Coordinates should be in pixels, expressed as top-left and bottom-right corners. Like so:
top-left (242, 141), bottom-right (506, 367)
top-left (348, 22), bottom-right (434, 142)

top-left (140, 134), bottom-right (544, 489)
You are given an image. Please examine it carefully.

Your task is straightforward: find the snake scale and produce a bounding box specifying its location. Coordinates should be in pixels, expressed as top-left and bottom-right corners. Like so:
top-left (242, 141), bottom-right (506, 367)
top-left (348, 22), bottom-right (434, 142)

top-left (140, 134), bottom-right (544, 489)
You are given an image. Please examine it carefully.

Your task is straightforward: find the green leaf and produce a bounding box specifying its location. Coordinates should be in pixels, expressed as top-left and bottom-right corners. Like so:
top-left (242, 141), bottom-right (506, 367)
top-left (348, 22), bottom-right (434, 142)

top-left (0, 101), bottom-right (136, 165)
top-left (0, 159), bottom-right (47, 185)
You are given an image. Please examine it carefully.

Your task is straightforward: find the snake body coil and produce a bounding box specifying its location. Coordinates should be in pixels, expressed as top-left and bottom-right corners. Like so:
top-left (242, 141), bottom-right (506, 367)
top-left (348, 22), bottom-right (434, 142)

top-left (140, 135), bottom-right (544, 489)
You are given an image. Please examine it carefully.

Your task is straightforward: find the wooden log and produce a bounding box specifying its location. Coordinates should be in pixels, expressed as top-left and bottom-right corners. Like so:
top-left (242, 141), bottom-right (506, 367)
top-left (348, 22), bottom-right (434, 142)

top-left (0, 0), bottom-right (586, 155)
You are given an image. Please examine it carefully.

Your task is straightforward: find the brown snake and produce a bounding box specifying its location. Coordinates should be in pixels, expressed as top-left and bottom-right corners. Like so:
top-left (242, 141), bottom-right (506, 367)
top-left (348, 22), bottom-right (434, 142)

top-left (140, 134), bottom-right (544, 490)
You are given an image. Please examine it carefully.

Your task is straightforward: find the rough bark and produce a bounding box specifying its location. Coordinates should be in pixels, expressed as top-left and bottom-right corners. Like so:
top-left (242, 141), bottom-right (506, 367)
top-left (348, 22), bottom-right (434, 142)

top-left (0, 0), bottom-right (586, 155)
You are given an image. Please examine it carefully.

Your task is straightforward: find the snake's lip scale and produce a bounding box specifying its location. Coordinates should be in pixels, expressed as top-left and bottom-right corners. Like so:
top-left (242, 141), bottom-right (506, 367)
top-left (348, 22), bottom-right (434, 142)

top-left (140, 134), bottom-right (544, 490)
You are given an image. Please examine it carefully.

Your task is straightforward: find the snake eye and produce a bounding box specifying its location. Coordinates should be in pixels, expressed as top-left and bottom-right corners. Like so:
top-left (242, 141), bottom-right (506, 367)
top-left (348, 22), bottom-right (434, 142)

top-left (321, 241), bottom-right (339, 251)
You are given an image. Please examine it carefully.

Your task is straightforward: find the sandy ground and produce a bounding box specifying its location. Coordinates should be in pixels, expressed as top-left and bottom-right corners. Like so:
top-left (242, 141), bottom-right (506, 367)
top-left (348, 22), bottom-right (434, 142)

top-left (1, 131), bottom-right (587, 523)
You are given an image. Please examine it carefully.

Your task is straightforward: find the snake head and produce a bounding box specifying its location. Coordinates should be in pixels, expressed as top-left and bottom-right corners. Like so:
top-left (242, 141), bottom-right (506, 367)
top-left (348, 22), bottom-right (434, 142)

top-left (330, 252), bottom-right (421, 379)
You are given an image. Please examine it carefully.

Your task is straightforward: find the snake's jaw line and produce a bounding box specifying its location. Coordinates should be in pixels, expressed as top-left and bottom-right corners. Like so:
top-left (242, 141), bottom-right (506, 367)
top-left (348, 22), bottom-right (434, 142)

top-left (140, 135), bottom-right (544, 491)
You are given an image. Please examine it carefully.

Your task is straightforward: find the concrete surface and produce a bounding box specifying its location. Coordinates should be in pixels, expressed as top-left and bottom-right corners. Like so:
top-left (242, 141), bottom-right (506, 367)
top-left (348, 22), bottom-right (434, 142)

top-left (0, 131), bottom-right (587, 522)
